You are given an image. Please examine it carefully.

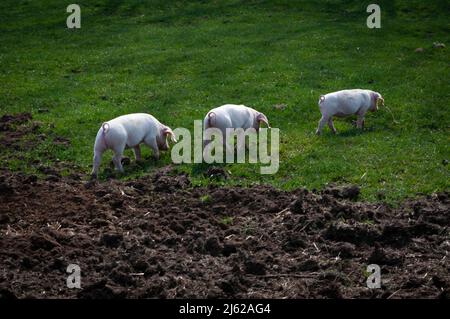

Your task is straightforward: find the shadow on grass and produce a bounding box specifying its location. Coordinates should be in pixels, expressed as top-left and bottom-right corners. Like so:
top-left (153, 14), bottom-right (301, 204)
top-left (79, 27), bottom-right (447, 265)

top-left (334, 127), bottom-right (368, 138)
top-left (96, 153), bottom-right (172, 180)
top-left (191, 162), bottom-right (227, 176)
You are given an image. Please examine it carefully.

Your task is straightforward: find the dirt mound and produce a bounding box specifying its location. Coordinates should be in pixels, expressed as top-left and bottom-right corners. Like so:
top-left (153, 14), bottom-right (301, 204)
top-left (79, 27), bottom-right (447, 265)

top-left (0, 112), bottom-right (32, 129)
top-left (0, 169), bottom-right (448, 299)
top-left (0, 113), bottom-right (82, 176)
top-left (0, 112), bottom-right (42, 151)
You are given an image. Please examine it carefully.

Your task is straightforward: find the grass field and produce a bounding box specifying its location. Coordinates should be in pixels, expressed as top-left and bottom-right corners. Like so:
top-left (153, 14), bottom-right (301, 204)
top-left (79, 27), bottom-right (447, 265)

top-left (0, 0), bottom-right (449, 203)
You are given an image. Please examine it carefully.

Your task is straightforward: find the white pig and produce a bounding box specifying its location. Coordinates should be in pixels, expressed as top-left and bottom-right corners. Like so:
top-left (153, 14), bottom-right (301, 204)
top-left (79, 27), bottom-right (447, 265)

top-left (316, 89), bottom-right (384, 134)
top-left (91, 113), bottom-right (176, 178)
top-left (203, 104), bottom-right (270, 147)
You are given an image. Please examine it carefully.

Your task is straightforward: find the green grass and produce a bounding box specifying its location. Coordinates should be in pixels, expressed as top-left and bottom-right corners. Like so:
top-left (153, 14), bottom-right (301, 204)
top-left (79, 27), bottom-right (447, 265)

top-left (200, 194), bottom-right (212, 203)
top-left (219, 216), bottom-right (234, 226)
top-left (0, 0), bottom-right (449, 203)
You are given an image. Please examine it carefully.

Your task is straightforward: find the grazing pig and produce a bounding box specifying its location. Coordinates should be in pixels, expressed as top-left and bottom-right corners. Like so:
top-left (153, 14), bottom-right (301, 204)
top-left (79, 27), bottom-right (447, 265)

top-left (91, 113), bottom-right (176, 178)
top-left (316, 89), bottom-right (384, 134)
top-left (203, 104), bottom-right (270, 147)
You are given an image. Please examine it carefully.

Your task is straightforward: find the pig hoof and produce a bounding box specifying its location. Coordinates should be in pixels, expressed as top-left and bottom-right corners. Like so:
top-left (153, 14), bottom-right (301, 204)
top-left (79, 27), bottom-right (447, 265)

top-left (121, 157), bottom-right (131, 166)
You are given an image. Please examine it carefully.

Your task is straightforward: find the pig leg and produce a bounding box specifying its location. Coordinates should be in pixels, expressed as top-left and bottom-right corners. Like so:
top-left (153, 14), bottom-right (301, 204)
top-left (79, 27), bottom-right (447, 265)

top-left (316, 115), bottom-right (329, 135)
top-left (111, 144), bottom-right (125, 173)
top-left (223, 129), bottom-right (234, 156)
top-left (144, 137), bottom-right (160, 160)
top-left (356, 115), bottom-right (365, 129)
top-left (91, 150), bottom-right (102, 178)
top-left (112, 154), bottom-right (124, 172)
top-left (133, 145), bottom-right (142, 161)
top-left (327, 118), bottom-right (337, 134)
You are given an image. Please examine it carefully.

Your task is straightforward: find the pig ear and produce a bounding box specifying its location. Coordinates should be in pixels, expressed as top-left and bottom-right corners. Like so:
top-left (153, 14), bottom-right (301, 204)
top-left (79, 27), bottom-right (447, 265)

top-left (371, 92), bottom-right (379, 107)
top-left (163, 127), bottom-right (177, 143)
top-left (373, 92), bottom-right (384, 106)
top-left (257, 113), bottom-right (271, 128)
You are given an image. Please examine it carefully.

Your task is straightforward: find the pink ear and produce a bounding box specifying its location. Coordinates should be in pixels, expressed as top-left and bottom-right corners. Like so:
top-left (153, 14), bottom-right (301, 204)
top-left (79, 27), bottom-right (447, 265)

top-left (257, 113), bottom-right (271, 128)
top-left (371, 92), bottom-right (377, 102)
top-left (370, 92), bottom-right (378, 107)
top-left (163, 127), bottom-right (177, 143)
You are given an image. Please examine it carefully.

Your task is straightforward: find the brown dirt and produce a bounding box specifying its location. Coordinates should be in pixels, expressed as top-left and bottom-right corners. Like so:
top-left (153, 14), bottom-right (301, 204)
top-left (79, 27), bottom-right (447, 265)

top-left (0, 113), bottom-right (449, 299)
top-left (0, 112), bottom-right (42, 151)
top-left (1, 169), bottom-right (448, 299)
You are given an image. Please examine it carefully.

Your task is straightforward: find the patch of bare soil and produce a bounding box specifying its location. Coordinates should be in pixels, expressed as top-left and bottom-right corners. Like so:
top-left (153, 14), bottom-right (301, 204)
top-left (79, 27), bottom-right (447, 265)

top-left (0, 112), bottom-right (79, 175)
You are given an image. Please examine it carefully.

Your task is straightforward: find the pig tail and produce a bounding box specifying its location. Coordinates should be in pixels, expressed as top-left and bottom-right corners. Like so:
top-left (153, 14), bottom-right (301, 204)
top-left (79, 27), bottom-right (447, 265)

top-left (319, 95), bottom-right (325, 103)
top-left (102, 122), bottom-right (110, 133)
top-left (208, 112), bottom-right (216, 126)
top-left (101, 122), bottom-right (110, 148)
